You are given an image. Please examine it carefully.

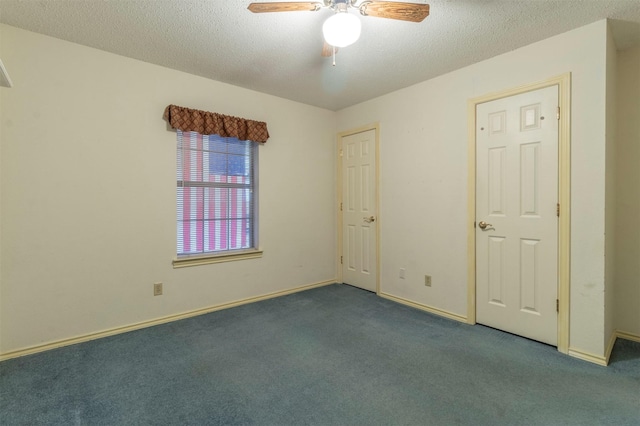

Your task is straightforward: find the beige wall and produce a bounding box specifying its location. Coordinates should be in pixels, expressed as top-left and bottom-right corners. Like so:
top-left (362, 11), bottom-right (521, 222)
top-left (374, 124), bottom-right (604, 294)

top-left (604, 22), bottom-right (618, 352)
top-left (337, 20), bottom-right (610, 357)
top-left (0, 60), bottom-right (3, 354)
top-left (2, 19), bottom-right (635, 361)
top-left (0, 24), bottom-right (337, 354)
top-left (615, 45), bottom-right (640, 337)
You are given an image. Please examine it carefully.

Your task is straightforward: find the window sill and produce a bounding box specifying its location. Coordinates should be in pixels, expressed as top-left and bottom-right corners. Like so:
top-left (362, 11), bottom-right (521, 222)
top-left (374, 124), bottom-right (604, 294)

top-left (173, 249), bottom-right (263, 269)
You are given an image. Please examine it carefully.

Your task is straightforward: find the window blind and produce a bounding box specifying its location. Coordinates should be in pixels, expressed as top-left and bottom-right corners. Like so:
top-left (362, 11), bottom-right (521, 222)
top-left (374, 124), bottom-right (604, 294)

top-left (176, 130), bottom-right (257, 256)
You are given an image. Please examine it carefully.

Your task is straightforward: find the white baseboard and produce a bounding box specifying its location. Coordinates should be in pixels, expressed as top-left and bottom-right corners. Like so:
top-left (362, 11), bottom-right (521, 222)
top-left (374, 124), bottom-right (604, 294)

top-left (616, 330), bottom-right (640, 343)
top-left (568, 348), bottom-right (608, 366)
top-left (379, 292), bottom-right (467, 323)
top-left (0, 279), bottom-right (336, 362)
top-left (4, 282), bottom-right (635, 366)
top-left (605, 331), bottom-right (618, 365)
top-left (570, 330), bottom-right (640, 367)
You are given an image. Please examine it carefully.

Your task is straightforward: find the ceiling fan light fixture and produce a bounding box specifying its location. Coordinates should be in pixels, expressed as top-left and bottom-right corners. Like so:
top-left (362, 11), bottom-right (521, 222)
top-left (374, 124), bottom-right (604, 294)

top-left (322, 12), bottom-right (361, 48)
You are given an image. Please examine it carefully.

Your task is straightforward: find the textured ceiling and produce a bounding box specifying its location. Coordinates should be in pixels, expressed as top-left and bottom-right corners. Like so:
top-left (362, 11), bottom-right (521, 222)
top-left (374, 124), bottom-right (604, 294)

top-left (1, 0), bottom-right (640, 111)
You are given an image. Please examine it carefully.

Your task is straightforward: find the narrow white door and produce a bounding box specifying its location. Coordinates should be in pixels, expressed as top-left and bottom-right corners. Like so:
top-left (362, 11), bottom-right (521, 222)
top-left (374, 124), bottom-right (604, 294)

top-left (341, 129), bottom-right (377, 292)
top-left (476, 86), bottom-right (559, 346)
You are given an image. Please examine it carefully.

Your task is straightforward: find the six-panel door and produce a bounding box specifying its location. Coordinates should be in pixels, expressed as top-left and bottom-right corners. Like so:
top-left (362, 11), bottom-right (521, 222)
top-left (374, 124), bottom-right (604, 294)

top-left (342, 129), bottom-right (377, 292)
top-left (476, 86), bottom-right (559, 346)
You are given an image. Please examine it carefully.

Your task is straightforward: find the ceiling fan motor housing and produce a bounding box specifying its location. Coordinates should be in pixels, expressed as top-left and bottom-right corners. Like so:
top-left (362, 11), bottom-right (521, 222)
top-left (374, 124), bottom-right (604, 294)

top-left (248, 1), bottom-right (431, 57)
top-left (327, 0), bottom-right (352, 10)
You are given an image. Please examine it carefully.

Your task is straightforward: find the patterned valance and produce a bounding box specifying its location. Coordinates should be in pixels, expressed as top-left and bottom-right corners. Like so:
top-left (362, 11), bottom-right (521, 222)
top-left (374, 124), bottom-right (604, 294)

top-left (163, 104), bottom-right (269, 143)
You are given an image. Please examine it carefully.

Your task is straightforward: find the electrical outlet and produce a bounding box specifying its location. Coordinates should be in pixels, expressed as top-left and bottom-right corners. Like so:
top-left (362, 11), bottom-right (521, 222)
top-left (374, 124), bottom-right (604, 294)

top-left (424, 275), bottom-right (432, 287)
top-left (153, 282), bottom-right (163, 296)
top-left (399, 268), bottom-right (406, 279)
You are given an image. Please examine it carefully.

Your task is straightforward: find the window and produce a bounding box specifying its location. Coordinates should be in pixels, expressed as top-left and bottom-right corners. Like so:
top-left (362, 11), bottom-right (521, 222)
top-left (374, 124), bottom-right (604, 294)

top-left (176, 130), bottom-right (258, 260)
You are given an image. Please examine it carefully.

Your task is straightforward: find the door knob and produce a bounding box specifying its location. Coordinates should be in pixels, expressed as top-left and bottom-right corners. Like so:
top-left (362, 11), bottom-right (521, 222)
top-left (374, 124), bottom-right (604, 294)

top-left (363, 216), bottom-right (376, 223)
top-left (478, 221), bottom-right (492, 230)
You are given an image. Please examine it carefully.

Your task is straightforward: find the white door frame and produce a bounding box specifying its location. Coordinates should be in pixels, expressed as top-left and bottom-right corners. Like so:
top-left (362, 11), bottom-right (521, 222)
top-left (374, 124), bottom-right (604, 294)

top-left (337, 124), bottom-right (381, 293)
top-left (467, 74), bottom-right (571, 354)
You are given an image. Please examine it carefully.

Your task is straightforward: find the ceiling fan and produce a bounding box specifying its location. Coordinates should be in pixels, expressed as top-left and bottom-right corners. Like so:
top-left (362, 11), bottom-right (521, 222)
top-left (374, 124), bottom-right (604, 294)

top-left (248, 0), bottom-right (430, 62)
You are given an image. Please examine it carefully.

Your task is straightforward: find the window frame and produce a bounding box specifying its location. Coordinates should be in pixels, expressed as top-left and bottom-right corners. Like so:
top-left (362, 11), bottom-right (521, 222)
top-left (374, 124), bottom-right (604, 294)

top-left (173, 131), bottom-right (262, 268)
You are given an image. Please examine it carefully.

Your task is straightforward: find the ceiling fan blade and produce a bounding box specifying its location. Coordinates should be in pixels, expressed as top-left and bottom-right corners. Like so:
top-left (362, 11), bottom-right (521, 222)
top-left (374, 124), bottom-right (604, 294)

top-left (321, 41), bottom-right (339, 57)
top-left (248, 2), bottom-right (323, 13)
top-left (359, 1), bottom-right (430, 23)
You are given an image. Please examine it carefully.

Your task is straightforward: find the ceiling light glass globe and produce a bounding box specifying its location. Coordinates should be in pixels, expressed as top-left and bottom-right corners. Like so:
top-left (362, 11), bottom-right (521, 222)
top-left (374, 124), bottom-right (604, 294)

top-left (322, 13), bottom-right (361, 48)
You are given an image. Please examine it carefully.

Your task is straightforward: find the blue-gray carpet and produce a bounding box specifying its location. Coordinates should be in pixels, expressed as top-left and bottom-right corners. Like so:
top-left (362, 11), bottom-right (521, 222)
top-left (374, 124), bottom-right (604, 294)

top-left (1, 283), bottom-right (639, 425)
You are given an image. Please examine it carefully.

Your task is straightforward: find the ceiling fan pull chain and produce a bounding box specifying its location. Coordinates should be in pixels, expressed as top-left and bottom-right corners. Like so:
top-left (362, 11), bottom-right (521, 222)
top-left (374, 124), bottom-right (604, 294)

top-left (333, 45), bottom-right (336, 66)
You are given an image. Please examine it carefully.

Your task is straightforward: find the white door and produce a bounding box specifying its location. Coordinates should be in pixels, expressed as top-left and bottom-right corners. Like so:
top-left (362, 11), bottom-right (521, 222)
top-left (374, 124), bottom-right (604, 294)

top-left (341, 129), bottom-right (377, 292)
top-left (476, 86), bottom-right (559, 346)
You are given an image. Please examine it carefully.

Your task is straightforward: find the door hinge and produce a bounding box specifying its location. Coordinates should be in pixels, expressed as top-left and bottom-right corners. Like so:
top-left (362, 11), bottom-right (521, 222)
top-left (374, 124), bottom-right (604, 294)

top-left (557, 106), bottom-right (560, 120)
top-left (340, 202), bottom-right (343, 211)
top-left (556, 299), bottom-right (559, 313)
top-left (340, 256), bottom-right (343, 265)
top-left (557, 203), bottom-right (560, 217)
top-left (340, 149), bottom-right (343, 157)
top-left (474, 221), bottom-right (476, 229)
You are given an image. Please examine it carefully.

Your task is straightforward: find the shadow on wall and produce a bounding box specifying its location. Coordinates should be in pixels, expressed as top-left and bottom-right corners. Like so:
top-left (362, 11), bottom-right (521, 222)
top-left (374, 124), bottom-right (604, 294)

top-left (610, 19), bottom-right (640, 50)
